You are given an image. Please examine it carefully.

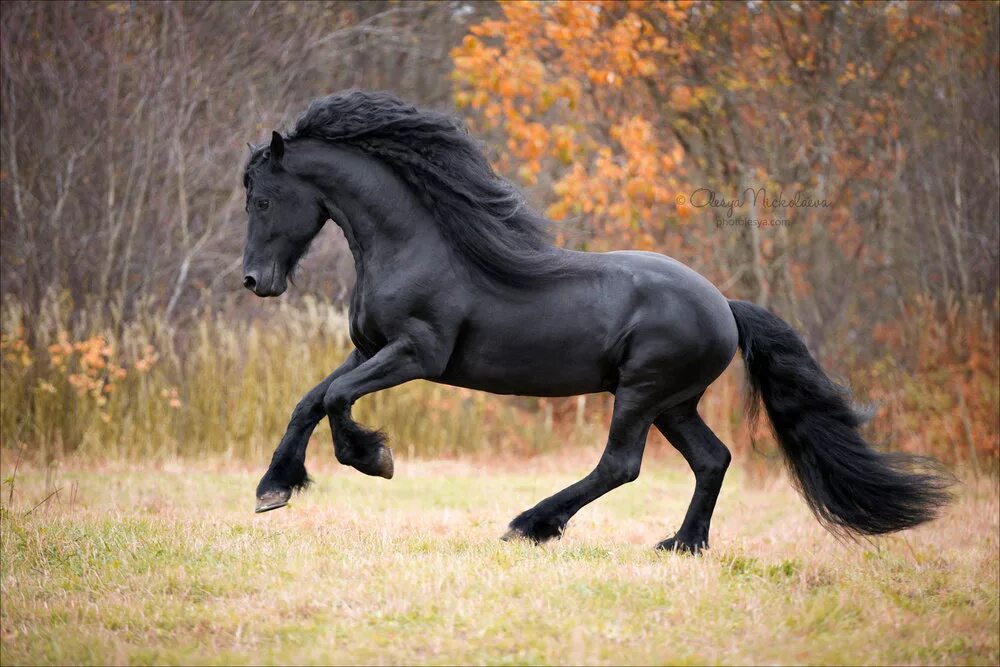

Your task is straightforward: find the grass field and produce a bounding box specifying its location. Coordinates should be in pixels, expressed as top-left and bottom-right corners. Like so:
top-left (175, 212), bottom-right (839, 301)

top-left (1, 452), bottom-right (997, 665)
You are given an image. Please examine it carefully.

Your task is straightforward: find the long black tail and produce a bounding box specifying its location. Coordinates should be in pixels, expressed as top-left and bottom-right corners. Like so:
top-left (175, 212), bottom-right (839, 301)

top-left (728, 300), bottom-right (952, 536)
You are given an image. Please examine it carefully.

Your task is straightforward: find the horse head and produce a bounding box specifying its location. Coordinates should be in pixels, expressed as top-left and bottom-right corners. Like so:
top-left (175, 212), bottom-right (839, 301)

top-left (241, 131), bottom-right (326, 297)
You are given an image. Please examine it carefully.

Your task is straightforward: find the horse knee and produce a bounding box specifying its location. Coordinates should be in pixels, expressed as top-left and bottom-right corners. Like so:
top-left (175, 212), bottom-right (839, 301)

top-left (291, 396), bottom-right (323, 423)
top-left (322, 389), bottom-right (350, 416)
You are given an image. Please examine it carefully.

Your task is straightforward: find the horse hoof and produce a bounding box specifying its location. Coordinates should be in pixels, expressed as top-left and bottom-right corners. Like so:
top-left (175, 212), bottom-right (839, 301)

top-left (655, 535), bottom-right (706, 555)
top-left (255, 488), bottom-right (291, 513)
top-left (375, 446), bottom-right (394, 479)
top-left (503, 510), bottom-right (564, 544)
top-left (500, 528), bottom-right (547, 544)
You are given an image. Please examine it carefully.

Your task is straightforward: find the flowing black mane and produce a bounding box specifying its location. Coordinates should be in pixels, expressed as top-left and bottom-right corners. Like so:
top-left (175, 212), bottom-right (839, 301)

top-left (283, 90), bottom-right (566, 285)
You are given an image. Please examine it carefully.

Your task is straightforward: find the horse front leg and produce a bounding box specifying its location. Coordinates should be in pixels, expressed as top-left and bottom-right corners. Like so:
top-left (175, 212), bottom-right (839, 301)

top-left (323, 338), bottom-right (432, 479)
top-left (255, 349), bottom-right (364, 513)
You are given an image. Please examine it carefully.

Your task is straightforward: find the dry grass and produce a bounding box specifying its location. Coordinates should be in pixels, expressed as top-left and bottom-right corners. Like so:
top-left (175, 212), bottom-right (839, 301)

top-left (1, 452), bottom-right (997, 666)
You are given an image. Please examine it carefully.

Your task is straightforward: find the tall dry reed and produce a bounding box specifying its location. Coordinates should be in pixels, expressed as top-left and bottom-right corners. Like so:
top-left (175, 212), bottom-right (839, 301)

top-left (1, 293), bottom-right (994, 474)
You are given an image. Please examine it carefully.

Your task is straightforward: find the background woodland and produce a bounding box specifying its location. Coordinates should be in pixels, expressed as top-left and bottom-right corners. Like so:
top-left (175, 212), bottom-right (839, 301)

top-left (1, 1), bottom-right (996, 471)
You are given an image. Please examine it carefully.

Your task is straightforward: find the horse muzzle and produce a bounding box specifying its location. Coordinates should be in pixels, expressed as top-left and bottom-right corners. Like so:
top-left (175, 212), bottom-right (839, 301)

top-left (242, 268), bottom-right (287, 297)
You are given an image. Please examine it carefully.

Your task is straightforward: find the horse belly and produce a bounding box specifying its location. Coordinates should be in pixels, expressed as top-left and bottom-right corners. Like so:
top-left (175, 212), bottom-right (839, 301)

top-left (437, 310), bottom-right (615, 397)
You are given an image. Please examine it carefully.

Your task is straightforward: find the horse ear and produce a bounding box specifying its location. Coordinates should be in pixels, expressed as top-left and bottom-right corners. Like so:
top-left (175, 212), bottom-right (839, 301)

top-left (269, 131), bottom-right (285, 165)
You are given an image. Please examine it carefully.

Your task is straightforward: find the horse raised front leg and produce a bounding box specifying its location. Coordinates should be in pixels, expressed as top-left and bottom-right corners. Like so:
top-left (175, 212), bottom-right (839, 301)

top-left (503, 388), bottom-right (658, 543)
top-left (255, 350), bottom-right (363, 513)
top-left (323, 339), bottom-right (429, 480)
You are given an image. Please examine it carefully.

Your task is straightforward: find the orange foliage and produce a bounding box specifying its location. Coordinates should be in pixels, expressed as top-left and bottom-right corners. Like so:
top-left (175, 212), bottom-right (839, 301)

top-left (1, 329), bottom-right (164, 421)
top-left (452, 1), bottom-right (692, 252)
top-left (863, 295), bottom-right (999, 466)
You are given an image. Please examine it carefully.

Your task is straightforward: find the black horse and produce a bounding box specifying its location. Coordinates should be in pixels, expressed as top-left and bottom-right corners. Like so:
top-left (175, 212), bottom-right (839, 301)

top-left (242, 91), bottom-right (950, 553)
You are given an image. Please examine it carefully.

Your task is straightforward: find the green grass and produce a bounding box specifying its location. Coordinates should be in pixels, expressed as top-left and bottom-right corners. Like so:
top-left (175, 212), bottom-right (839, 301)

top-left (1, 453), bottom-right (997, 665)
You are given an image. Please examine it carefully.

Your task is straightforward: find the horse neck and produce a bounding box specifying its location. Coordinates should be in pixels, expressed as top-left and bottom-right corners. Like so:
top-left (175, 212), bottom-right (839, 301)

top-left (292, 141), bottom-right (449, 278)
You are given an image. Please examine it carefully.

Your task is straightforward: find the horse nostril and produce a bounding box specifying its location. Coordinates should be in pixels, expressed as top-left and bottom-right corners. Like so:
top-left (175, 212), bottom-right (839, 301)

top-left (243, 275), bottom-right (257, 290)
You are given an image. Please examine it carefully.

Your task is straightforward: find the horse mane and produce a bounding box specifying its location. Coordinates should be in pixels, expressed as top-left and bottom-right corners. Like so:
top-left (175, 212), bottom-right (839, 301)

top-left (285, 90), bottom-right (567, 285)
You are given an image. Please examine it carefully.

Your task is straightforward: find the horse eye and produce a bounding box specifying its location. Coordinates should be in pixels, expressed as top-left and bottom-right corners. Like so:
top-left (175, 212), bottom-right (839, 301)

top-left (256, 199), bottom-right (270, 211)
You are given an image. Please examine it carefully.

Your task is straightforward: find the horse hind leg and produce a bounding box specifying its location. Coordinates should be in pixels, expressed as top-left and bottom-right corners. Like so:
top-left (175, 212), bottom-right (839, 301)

top-left (654, 401), bottom-right (732, 554)
top-left (503, 386), bottom-right (658, 543)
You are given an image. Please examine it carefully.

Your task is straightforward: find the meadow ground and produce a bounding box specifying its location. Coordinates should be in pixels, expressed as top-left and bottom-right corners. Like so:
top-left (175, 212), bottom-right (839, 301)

top-left (1, 451), bottom-right (997, 666)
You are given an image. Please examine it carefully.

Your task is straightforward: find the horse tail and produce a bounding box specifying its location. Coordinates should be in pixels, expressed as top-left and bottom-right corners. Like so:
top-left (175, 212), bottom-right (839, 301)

top-left (728, 299), bottom-right (952, 536)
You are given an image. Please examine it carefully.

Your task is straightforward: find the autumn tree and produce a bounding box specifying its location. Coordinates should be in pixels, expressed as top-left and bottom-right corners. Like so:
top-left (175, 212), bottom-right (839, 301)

top-left (0, 1), bottom-right (483, 332)
top-left (453, 1), bottom-right (995, 322)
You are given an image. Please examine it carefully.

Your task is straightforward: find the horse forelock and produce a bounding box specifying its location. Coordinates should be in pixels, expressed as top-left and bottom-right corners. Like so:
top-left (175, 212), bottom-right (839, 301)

top-left (242, 146), bottom-right (270, 190)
